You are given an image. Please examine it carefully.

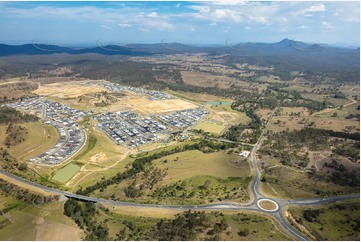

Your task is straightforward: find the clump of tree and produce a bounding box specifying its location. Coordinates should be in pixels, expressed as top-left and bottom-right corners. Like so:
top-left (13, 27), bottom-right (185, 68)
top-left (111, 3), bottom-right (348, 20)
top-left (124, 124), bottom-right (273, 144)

top-left (146, 210), bottom-right (228, 240)
top-left (0, 178), bottom-right (58, 204)
top-left (223, 108), bottom-right (262, 143)
top-left (334, 143), bottom-right (360, 161)
top-left (324, 160), bottom-right (359, 187)
top-left (64, 199), bottom-right (110, 240)
top-left (4, 123), bottom-right (27, 148)
top-left (0, 106), bottom-right (39, 124)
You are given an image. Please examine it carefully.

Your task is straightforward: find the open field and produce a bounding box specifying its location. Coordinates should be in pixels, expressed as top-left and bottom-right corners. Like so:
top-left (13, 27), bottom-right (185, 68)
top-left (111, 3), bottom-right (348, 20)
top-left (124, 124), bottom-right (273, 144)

top-left (206, 104), bottom-right (251, 126)
top-left (33, 81), bottom-right (108, 99)
top-left (0, 80), bottom-right (38, 100)
top-left (166, 89), bottom-right (233, 103)
top-left (181, 70), bottom-right (255, 90)
top-left (269, 115), bottom-right (359, 133)
top-left (193, 120), bottom-right (227, 135)
top-left (0, 122), bottom-right (60, 162)
top-left (258, 75), bottom-right (285, 83)
top-left (287, 200), bottom-right (360, 241)
top-left (301, 93), bottom-right (351, 107)
top-left (94, 149), bottom-right (251, 204)
top-left (106, 92), bottom-right (197, 114)
top-left (154, 150), bottom-right (251, 183)
top-left (259, 166), bottom-right (358, 199)
top-left (0, 201), bottom-right (83, 240)
top-left (52, 163), bottom-right (80, 183)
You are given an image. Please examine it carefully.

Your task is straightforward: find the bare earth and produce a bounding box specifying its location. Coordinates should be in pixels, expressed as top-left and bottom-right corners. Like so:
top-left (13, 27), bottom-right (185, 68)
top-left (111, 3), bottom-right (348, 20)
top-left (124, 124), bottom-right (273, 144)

top-left (33, 81), bottom-right (108, 98)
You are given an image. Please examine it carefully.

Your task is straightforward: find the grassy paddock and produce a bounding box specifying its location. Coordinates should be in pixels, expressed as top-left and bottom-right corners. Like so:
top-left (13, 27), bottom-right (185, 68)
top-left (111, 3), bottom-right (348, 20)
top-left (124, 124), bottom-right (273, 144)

top-left (2, 122), bottom-right (60, 162)
top-left (193, 121), bottom-right (227, 135)
top-left (288, 200), bottom-right (360, 241)
top-left (52, 163), bottom-right (80, 183)
top-left (0, 201), bottom-right (82, 240)
top-left (154, 150), bottom-right (251, 183)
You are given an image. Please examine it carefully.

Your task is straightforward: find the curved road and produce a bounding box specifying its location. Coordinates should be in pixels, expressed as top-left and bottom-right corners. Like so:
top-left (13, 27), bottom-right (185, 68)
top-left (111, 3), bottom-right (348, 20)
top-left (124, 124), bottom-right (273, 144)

top-left (0, 106), bottom-right (359, 240)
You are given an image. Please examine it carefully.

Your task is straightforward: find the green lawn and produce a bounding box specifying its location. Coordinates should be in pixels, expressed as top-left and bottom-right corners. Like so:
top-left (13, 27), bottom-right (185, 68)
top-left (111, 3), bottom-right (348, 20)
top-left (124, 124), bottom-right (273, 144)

top-left (52, 163), bottom-right (80, 183)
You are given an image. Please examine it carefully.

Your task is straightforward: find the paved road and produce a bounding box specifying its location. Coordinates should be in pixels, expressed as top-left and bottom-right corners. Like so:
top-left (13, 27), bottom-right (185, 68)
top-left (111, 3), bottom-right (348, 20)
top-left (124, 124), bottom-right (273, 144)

top-left (1, 166), bottom-right (359, 241)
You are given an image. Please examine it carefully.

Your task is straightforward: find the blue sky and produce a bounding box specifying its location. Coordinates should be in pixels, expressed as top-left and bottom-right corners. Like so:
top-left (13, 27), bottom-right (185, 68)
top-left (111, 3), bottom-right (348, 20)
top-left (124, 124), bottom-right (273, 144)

top-left (0, 1), bottom-right (359, 46)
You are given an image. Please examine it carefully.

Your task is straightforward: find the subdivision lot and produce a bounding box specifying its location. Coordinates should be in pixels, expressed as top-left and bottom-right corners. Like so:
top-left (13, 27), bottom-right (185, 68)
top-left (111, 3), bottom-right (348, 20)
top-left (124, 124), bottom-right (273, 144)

top-left (52, 163), bottom-right (80, 183)
top-left (33, 81), bottom-right (108, 99)
top-left (107, 93), bottom-right (197, 114)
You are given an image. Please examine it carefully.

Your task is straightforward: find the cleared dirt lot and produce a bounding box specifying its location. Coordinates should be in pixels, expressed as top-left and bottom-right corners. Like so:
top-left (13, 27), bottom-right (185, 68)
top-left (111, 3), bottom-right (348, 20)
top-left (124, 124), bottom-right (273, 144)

top-left (33, 81), bottom-right (108, 98)
top-left (108, 93), bottom-right (197, 114)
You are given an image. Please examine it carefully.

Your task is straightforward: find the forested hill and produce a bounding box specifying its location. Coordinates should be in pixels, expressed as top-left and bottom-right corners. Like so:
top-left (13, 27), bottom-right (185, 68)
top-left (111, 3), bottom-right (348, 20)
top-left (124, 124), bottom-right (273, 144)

top-left (0, 38), bottom-right (359, 78)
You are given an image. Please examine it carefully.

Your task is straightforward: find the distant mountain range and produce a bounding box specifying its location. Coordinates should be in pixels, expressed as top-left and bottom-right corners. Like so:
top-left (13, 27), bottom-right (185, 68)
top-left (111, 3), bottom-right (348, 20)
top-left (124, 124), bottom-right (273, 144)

top-left (0, 38), bottom-right (359, 73)
top-left (0, 38), bottom-right (358, 57)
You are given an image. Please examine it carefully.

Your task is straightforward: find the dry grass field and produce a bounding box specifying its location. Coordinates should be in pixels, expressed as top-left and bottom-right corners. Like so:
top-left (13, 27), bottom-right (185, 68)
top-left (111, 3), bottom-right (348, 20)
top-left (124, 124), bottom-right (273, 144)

top-left (33, 81), bottom-right (108, 98)
top-left (0, 202), bottom-right (83, 241)
top-left (153, 150), bottom-right (251, 185)
top-left (269, 116), bottom-right (359, 132)
top-left (107, 93), bottom-right (197, 114)
top-left (34, 81), bottom-right (198, 114)
top-left (193, 120), bottom-right (227, 135)
top-left (206, 105), bottom-right (251, 126)
top-left (181, 70), bottom-right (237, 89)
top-left (0, 122), bottom-right (60, 162)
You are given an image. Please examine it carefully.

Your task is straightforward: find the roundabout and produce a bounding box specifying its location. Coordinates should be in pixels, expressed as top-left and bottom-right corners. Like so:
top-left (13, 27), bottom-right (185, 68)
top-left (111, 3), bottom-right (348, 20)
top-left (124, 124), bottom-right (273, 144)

top-left (256, 198), bottom-right (279, 212)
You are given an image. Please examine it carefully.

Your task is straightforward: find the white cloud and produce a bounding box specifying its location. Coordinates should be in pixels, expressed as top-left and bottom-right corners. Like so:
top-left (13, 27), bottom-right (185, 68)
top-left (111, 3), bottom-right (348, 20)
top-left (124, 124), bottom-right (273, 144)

top-left (118, 23), bottom-right (131, 28)
top-left (249, 15), bottom-right (268, 24)
top-left (101, 25), bottom-right (111, 30)
top-left (208, 0), bottom-right (246, 6)
top-left (209, 22), bottom-right (218, 26)
top-left (137, 27), bottom-right (148, 32)
top-left (296, 3), bottom-right (326, 16)
top-left (305, 4), bottom-right (326, 13)
top-left (188, 5), bottom-right (210, 13)
top-left (147, 12), bottom-right (158, 18)
top-left (322, 21), bottom-right (333, 29)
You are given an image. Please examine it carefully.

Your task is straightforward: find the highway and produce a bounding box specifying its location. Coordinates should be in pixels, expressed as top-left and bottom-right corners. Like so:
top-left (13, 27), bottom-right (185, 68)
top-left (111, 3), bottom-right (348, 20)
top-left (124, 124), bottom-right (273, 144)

top-left (0, 105), bottom-right (359, 241)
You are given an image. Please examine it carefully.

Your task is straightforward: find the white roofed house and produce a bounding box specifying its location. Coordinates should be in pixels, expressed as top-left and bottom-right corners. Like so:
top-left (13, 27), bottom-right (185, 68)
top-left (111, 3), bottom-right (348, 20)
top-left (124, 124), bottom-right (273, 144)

top-left (239, 151), bottom-right (251, 158)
